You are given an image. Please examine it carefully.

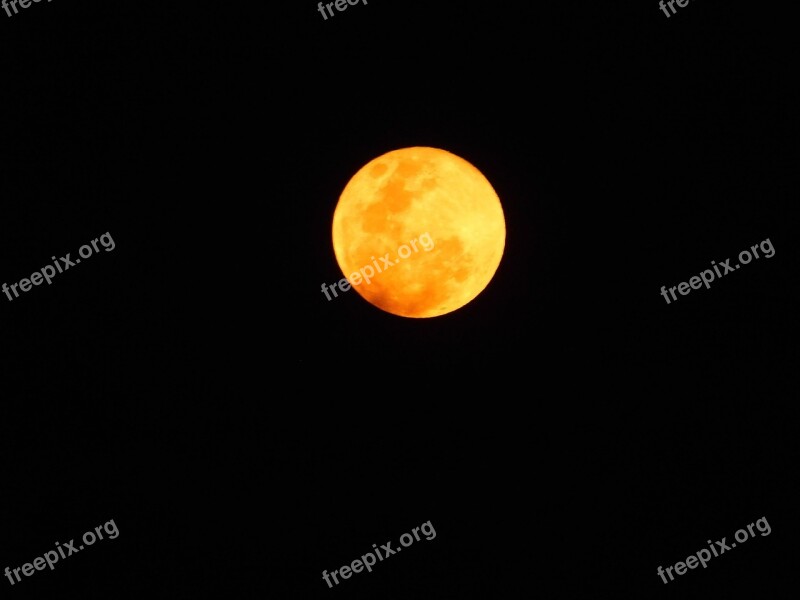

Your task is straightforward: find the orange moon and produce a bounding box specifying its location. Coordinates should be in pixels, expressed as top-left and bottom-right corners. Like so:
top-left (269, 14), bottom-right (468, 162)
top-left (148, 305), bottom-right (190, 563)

top-left (331, 147), bottom-right (506, 318)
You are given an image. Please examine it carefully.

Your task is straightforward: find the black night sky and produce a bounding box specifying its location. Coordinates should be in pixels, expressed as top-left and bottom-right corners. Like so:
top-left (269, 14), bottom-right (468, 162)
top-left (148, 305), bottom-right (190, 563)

top-left (2, 1), bottom-right (798, 598)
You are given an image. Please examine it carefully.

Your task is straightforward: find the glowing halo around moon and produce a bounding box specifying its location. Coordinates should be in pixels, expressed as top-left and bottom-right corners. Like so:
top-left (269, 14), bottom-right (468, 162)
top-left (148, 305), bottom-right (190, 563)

top-left (331, 146), bottom-right (506, 318)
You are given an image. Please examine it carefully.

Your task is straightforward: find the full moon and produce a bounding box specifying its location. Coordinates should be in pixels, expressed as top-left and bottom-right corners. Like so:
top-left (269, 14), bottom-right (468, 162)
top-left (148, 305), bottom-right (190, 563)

top-left (331, 147), bottom-right (505, 318)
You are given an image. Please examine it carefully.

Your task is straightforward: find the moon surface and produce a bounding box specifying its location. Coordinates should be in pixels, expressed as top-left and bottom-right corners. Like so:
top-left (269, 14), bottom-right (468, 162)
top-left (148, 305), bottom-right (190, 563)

top-left (332, 146), bottom-right (506, 318)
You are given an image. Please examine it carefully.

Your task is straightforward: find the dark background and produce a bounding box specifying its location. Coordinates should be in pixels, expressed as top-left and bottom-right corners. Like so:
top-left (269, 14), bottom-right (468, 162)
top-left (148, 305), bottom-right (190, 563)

top-left (2, 0), bottom-right (797, 598)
